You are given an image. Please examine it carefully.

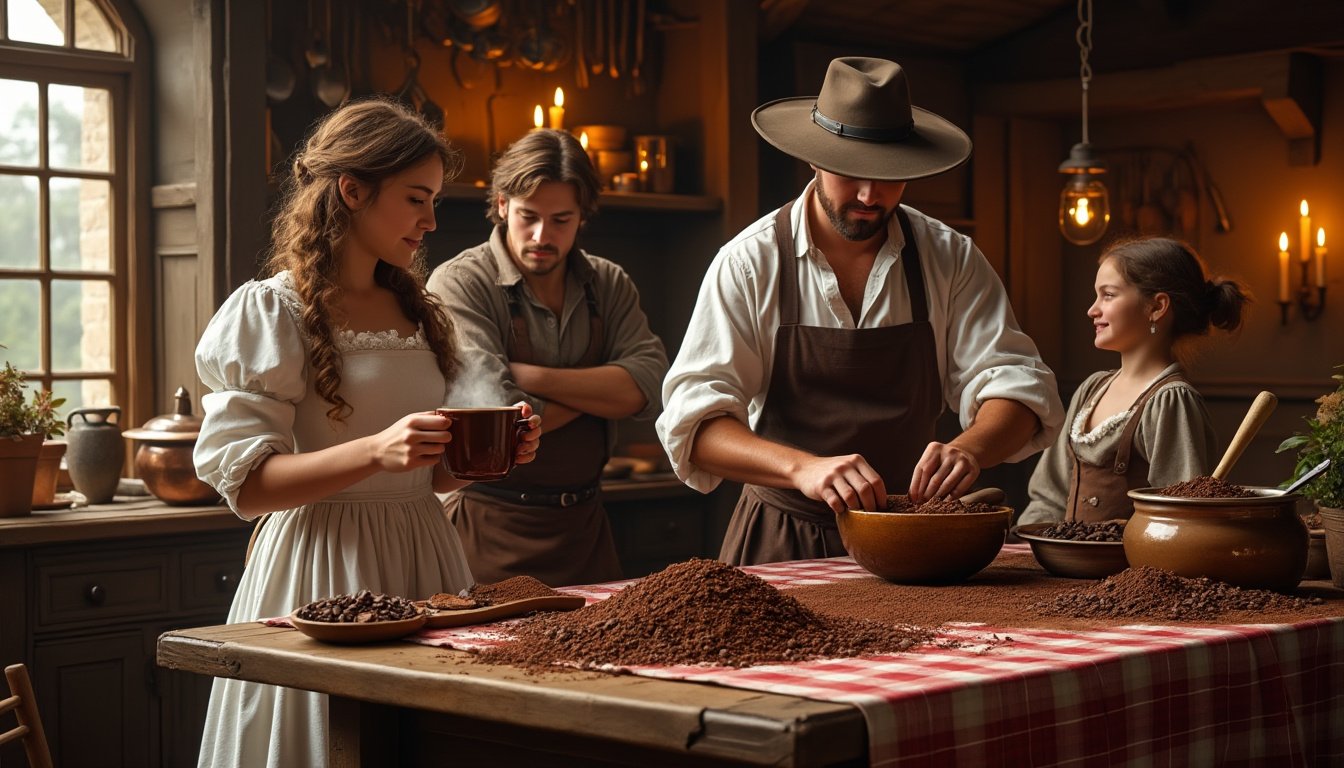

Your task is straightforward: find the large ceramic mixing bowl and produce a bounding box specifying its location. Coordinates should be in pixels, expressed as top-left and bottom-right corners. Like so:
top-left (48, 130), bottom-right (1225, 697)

top-left (837, 504), bottom-right (1012, 584)
top-left (1124, 487), bottom-right (1307, 593)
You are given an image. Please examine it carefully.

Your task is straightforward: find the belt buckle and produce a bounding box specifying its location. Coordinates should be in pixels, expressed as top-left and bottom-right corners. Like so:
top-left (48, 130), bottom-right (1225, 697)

top-left (559, 491), bottom-right (579, 508)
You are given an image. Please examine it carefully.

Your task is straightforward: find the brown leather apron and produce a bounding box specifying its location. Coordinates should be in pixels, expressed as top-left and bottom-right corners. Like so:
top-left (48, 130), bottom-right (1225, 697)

top-left (448, 278), bottom-right (623, 587)
top-left (718, 202), bottom-right (943, 566)
top-left (1066, 371), bottom-right (1186, 522)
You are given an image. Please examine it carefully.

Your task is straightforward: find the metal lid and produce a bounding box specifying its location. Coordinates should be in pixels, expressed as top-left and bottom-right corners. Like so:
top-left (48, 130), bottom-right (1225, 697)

top-left (123, 387), bottom-right (201, 443)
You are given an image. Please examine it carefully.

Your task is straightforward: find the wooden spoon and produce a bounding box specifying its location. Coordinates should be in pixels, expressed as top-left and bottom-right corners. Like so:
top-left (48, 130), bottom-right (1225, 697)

top-left (1211, 391), bottom-right (1277, 481)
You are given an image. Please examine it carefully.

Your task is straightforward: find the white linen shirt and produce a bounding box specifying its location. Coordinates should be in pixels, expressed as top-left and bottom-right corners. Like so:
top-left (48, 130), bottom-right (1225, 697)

top-left (656, 181), bottom-right (1065, 493)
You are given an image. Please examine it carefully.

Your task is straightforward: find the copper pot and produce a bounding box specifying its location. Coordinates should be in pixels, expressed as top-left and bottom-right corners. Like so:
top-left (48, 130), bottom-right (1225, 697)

top-left (123, 387), bottom-right (221, 506)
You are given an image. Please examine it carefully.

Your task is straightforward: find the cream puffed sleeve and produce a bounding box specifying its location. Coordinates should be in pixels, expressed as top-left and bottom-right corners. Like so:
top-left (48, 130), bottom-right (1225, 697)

top-left (192, 279), bottom-right (309, 519)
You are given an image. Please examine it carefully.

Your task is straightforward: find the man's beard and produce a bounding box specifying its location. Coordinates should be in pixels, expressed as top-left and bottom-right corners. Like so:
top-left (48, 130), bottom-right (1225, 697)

top-left (520, 245), bottom-right (562, 276)
top-left (815, 182), bottom-right (892, 242)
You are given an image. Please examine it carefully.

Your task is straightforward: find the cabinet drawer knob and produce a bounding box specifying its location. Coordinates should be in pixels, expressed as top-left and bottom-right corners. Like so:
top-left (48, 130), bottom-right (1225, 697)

top-left (86, 584), bottom-right (106, 605)
top-left (217, 573), bottom-right (235, 591)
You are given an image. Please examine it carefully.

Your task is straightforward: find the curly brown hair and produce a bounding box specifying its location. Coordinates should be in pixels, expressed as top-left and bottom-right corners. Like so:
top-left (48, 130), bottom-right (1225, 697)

top-left (263, 97), bottom-right (464, 422)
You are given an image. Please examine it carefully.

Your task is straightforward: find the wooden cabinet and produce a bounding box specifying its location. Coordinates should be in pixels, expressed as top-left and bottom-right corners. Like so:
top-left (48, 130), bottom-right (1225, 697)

top-left (0, 505), bottom-right (250, 768)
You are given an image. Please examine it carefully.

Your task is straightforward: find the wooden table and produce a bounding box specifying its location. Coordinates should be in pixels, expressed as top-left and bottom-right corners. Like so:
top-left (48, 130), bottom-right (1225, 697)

top-left (156, 622), bottom-right (867, 767)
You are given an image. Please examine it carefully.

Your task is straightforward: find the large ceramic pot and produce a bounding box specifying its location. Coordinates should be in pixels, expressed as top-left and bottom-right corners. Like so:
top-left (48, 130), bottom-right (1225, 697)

top-left (123, 387), bottom-right (220, 506)
top-left (1319, 506), bottom-right (1344, 590)
top-left (1125, 487), bottom-right (1307, 593)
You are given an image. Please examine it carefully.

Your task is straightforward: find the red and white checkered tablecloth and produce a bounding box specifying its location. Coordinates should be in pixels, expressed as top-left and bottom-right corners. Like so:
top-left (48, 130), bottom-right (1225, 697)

top-left (406, 547), bottom-right (1344, 767)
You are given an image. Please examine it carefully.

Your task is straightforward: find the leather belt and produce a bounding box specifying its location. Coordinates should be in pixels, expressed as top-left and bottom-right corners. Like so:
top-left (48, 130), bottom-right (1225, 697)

top-left (468, 482), bottom-right (599, 509)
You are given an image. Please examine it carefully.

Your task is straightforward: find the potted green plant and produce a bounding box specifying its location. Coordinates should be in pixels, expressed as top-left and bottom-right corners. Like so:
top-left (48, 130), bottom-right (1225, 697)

top-left (1277, 365), bottom-right (1344, 586)
top-left (0, 359), bottom-right (66, 517)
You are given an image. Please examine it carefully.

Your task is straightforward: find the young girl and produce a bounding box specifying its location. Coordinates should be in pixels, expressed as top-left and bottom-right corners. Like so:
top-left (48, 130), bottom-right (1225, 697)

top-left (191, 98), bottom-right (541, 767)
top-left (1020, 237), bottom-right (1249, 525)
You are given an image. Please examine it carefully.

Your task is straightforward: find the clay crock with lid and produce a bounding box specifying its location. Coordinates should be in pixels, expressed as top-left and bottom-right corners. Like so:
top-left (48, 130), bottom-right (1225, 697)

top-left (123, 387), bottom-right (221, 506)
top-left (1124, 487), bottom-right (1307, 593)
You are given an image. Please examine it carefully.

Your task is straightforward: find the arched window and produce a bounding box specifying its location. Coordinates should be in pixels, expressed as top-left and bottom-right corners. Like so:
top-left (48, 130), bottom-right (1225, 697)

top-left (0, 0), bottom-right (150, 421)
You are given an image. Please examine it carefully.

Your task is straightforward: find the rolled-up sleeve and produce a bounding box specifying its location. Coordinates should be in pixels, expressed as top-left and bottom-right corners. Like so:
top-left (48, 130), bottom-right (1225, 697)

top-left (594, 262), bottom-right (668, 420)
top-left (657, 247), bottom-right (767, 493)
top-left (940, 242), bottom-right (1065, 462)
top-left (193, 282), bottom-right (309, 518)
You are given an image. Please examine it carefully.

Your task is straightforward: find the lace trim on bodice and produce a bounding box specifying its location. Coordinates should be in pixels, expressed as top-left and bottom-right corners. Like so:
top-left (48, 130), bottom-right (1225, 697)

top-left (336, 327), bottom-right (428, 351)
top-left (1070, 404), bottom-right (1133, 445)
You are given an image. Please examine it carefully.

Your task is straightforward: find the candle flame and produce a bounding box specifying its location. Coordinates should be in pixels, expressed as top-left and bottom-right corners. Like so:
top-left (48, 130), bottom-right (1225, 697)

top-left (580, 131), bottom-right (589, 150)
top-left (1319, 227), bottom-right (1327, 247)
top-left (533, 105), bottom-right (543, 129)
top-left (1279, 232), bottom-right (1289, 251)
top-left (1301, 199), bottom-right (1309, 216)
top-left (554, 87), bottom-right (564, 108)
top-left (640, 159), bottom-right (649, 172)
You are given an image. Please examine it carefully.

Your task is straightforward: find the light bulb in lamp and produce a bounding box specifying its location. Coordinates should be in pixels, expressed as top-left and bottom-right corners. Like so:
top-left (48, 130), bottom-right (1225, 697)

top-left (1057, 143), bottom-right (1110, 246)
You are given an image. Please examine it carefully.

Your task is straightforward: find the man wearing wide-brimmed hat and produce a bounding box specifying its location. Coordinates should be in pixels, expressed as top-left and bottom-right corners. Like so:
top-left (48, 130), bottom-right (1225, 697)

top-left (657, 57), bottom-right (1065, 565)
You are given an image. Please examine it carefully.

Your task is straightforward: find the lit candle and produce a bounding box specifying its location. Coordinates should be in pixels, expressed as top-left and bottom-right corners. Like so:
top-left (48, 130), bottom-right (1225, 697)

top-left (579, 130), bottom-right (598, 170)
top-left (1279, 232), bottom-right (1291, 303)
top-left (1316, 227), bottom-right (1327, 288)
top-left (1300, 200), bottom-right (1311, 265)
top-left (548, 87), bottom-right (565, 130)
top-left (533, 105), bottom-right (543, 130)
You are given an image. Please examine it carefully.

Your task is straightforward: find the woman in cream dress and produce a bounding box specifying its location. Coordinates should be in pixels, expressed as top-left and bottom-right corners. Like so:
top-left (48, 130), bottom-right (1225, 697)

top-left (1021, 237), bottom-right (1248, 525)
top-left (192, 100), bottom-right (540, 768)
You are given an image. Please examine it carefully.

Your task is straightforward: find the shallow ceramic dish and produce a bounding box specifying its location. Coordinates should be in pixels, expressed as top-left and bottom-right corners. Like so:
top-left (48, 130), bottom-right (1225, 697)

top-left (288, 611), bottom-right (427, 644)
top-left (417, 595), bottom-right (587, 628)
top-left (836, 502), bottom-right (1012, 584)
top-left (1013, 522), bottom-right (1129, 579)
top-left (1125, 487), bottom-right (1307, 592)
top-left (30, 491), bottom-right (86, 511)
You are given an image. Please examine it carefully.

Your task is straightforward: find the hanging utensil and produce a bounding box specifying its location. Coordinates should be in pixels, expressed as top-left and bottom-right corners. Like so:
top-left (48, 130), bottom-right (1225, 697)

top-left (1212, 391), bottom-right (1278, 481)
top-left (630, 0), bottom-right (645, 95)
top-left (616, 0), bottom-right (629, 80)
top-left (304, 0), bottom-right (329, 69)
top-left (265, 0), bottom-right (296, 104)
top-left (313, 0), bottom-right (349, 108)
top-left (591, 0), bottom-right (605, 75)
top-left (575, 0), bottom-right (589, 89)
top-left (607, 0), bottom-right (618, 78)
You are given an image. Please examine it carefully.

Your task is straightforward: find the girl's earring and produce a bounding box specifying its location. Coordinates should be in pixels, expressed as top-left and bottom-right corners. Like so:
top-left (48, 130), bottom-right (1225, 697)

top-left (1150, 321), bottom-right (1157, 334)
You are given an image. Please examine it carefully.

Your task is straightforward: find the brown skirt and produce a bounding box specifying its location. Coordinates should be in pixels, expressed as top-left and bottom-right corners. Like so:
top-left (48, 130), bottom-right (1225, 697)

top-left (718, 487), bottom-right (847, 566)
top-left (446, 491), bottom-right (623, 588)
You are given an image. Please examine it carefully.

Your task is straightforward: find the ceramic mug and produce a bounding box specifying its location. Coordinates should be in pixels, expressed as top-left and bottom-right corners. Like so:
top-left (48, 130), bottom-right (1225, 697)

top-left (436, 406), bottom-right (528, 481)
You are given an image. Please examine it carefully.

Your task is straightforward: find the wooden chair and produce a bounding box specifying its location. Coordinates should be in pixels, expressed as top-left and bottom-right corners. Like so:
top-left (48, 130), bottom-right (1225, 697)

top-left (1, 664), bottom-right (53, 768)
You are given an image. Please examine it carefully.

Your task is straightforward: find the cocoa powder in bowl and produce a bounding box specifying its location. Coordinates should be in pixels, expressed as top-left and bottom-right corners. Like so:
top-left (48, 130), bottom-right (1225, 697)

top-left (884, 496), bottom-right (999, 514)
top-left (479, 559), bottom-right (935, 669)
top-left (1156, 475), bottom-right (1256, 498)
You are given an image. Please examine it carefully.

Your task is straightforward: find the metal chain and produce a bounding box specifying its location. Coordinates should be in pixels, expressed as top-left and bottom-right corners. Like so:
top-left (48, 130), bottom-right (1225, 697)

top-left (1076, 0), bottom-right (1094, 144)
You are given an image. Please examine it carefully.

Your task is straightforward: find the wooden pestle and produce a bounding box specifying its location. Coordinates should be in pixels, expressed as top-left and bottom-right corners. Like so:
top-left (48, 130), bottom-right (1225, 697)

top-left (1211, 391), bottom-right (1277, 481)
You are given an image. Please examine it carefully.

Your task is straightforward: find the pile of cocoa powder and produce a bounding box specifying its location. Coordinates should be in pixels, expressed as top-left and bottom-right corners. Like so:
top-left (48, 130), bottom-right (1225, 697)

top-left (469, 575), bottom-right (560, 605)
top-left (1156, 476), bottom-right (1256, 498)
top-left (884, 496), bottom-right (998, 514)
top-left (478, 559), bottom-right (936, 669)
top-left (788, 551), bottom-right (1341, 630)
top-left (1031, 566), bottom-right (1322, 621)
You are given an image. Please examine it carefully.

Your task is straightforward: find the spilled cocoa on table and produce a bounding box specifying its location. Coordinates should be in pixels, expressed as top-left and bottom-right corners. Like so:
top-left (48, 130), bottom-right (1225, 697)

top-left (478, 559), bottom-right (936, 670)
top-left (1032, 566), bottom-right (1322, 621)
top-left (788, 551), bottom-right (1343, 631)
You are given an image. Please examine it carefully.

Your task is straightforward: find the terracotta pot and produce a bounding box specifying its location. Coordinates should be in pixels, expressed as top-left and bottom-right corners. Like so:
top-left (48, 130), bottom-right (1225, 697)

top-left (1125, 487), bottom-right (1307, 593)
top-left (31, 439), bottom-right (67, 506)
top-left (836, 504), bottom-right (1011, 584)
top-left (0, 433), bottom-right (43, 517)
top-left (1304, 530), bottom-right (1330, 581)
top-left (1319, 506), bottom-right (1344, 589)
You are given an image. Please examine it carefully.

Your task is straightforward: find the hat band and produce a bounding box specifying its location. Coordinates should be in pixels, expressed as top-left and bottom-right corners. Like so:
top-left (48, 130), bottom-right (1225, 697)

top-left (811, 105), bottom-right (913, 143)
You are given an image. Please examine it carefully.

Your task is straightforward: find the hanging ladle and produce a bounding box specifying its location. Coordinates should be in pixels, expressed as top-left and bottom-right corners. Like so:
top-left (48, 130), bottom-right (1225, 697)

top-left (1280, 458), bottom-right (1331, 496)
top-left (1211, 391), bottom-right (1277, 481)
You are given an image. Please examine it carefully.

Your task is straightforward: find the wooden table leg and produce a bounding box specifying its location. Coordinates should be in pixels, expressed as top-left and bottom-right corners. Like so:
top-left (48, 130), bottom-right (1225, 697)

top-left (328, 696), bottom-right (399, 768)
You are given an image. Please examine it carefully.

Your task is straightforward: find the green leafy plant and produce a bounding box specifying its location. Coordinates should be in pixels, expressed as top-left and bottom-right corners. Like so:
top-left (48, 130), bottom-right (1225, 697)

top-left (1277, 365), bottom-right (1344, 509)
top-left (0, 359), bottom-right (66, 440)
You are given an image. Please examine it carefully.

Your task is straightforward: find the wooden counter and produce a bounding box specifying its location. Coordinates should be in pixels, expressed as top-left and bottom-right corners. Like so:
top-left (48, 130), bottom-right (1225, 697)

top-left (157, 622), bottom-right (866, 767)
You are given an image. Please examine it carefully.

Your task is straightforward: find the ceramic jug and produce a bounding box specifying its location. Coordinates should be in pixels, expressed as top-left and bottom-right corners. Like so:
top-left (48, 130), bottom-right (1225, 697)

top-left (66, 407), bottom-right (124, 504)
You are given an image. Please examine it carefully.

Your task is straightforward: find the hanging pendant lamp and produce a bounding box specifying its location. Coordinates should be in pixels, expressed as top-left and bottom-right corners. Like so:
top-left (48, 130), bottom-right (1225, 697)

top-left (1058, 0), bottom-right (1110, 246)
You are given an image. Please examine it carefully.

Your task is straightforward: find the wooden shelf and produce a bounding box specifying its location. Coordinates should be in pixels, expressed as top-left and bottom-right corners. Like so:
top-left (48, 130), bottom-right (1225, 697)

top-left (439, 183), bottom-right (722, 214)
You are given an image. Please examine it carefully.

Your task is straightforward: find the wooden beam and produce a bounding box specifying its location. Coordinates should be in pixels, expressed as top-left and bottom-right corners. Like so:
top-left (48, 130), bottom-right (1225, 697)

top-left (974, 52), bottom-right (1323, 164)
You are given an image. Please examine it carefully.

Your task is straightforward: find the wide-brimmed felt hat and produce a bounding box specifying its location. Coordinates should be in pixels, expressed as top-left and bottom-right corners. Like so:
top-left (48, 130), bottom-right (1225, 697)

top-left (752, 57), bottom-right (972, 182)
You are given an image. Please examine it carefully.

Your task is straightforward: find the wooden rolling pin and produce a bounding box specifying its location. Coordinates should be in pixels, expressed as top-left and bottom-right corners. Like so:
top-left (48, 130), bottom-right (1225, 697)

top-left (1211, 391), bottom-right (1277, 481)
